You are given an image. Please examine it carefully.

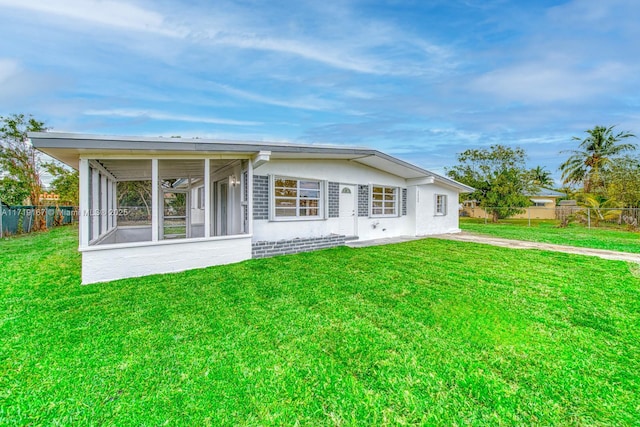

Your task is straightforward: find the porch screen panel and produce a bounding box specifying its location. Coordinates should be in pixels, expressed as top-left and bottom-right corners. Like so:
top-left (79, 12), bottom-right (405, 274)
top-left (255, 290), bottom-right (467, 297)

top-left (112, 160), bottom-right (153, 229)
top-left (159, 159), bottom-right (204, 240)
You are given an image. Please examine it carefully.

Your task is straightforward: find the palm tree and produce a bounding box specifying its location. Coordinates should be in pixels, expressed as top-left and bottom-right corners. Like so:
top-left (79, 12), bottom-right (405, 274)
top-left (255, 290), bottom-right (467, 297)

top-left (530, 166), bottom-right (554, 189)
top-left (560, 125), bottom-right (636, 192)
top-left (577, 194), bottom-right (622, 227)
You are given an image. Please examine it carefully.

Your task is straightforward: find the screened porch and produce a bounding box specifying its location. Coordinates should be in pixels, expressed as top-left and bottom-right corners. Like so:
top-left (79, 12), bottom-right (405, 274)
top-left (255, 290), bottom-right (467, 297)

top-left (79, 157), bottom-right (252, 248)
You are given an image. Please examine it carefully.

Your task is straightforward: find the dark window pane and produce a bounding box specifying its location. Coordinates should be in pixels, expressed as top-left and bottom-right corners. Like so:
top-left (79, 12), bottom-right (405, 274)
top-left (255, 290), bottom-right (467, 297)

top-left (275, 179), bottom-right (297, 188)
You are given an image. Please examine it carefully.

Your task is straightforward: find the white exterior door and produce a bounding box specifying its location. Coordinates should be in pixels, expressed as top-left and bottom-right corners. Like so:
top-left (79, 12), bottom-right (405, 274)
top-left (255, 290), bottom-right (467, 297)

top-left (338, 184), bottom-right (357, 237)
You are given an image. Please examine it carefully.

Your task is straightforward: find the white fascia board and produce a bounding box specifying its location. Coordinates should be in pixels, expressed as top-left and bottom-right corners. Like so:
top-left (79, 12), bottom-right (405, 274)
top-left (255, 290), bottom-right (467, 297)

top-left (406, 176), bottom-right (435, 186)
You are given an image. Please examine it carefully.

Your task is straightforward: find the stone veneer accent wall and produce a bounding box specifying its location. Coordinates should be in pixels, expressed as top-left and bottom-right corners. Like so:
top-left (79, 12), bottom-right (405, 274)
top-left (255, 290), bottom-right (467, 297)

top-left (253, 175), bottom-right (269, 220)
top-left (402, 188), bottom-right (407, 216)
top-left (328, 182), bottom-right (339, 218)
top-left (358, 185), bottom-right (369, 217)
top-left (252, 234), bottom-right (346, 258)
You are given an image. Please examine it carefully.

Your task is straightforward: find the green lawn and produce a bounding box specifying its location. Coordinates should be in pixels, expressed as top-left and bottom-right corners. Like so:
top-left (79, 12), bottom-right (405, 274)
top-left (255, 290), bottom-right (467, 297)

top-left (1, 227), bottom-right (640, 425)
top-left (461, 218), bottom-right (640, 254)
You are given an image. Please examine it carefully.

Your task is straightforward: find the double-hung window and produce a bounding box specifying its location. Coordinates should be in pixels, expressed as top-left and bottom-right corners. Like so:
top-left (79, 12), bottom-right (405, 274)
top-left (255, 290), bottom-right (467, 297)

top-left (371, 185), bottom-right (397, 216)
top-left (274, 177), bottom-right (322, 219)
top-left (435, 194), bottom-right (447, 215)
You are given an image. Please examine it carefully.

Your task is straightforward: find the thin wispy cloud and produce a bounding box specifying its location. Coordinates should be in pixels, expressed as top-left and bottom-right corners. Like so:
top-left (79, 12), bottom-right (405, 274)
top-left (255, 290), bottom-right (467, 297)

top-left (0, 0), bottom-right (638, 177)
top-left (1, 0), bottom-right (455, 76)
top-left (469, 61), bottom-right (631, 103)
top-left (84, 109), bottom-right (262, 126)
top-left (0, 0), bottom-right (185, 37)
top-left (210, 83), bottom-right (339, 112)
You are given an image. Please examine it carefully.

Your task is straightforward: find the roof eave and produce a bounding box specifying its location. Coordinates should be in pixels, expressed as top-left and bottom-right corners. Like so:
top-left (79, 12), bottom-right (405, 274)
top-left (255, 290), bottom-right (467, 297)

top-left (29, 132), bottom-right (473, 190)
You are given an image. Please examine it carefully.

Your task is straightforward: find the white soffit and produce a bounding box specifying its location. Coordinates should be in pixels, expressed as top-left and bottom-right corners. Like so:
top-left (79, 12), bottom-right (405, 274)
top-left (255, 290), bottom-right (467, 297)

top-left (353, 155), bottom-right (426, 179)
top-left (530, 198), bottom-right (553, 203)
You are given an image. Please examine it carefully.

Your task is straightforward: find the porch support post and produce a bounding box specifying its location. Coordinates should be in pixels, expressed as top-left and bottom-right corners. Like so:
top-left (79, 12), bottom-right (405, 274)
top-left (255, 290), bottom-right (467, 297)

top-left (204, 158), bottom-right (211, 237)
top-left (105, 178), bottom-right (110, 231)
top-left (100, 174), bottom-right (107, 235)
top-left (79, 158), bottom-right (90, 247)
top-left (112, 180), bottom-right (118, 229)
top-left (152, 158), bottom-right (159, 241)
top-left (247, 157), bottom-right (253, 235)
top-left (91, 168), bottom-right (100, 241)
top-left (106, 178), bottom-right (112, 231)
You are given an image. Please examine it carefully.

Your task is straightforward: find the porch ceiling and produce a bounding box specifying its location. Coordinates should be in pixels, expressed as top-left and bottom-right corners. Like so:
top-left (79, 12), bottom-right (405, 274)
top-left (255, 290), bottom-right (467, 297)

top-left (97, 158), bottom-right (237, 181)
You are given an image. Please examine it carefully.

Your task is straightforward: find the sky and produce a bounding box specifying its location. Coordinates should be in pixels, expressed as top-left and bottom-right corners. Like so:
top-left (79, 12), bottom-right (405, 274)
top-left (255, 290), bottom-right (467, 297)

top-left (1, 0), bottom-right (639, 183)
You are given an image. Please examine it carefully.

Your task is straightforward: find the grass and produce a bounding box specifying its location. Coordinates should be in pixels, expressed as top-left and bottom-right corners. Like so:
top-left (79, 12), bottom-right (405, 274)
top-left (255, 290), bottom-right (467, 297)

top-left (1, 226), bottom-right (640, 425)
top-left (460, 218), bottom-right (640, 254)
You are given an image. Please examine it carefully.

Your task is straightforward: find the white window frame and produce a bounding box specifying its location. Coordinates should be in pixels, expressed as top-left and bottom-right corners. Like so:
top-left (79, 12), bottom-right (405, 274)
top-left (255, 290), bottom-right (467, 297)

top-left (435, 194), bottom-right (447, 216)
top-left (270, 175), bottom-right (325, 221)
top-left (370, 185), bottom-right (399, 217)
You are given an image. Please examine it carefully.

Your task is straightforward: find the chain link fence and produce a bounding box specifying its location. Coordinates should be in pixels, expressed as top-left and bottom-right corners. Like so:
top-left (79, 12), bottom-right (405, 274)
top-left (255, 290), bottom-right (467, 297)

top-left (0, 204), bottom-right (78, 237)
top-left (461, 206), bottom-right (640, 230)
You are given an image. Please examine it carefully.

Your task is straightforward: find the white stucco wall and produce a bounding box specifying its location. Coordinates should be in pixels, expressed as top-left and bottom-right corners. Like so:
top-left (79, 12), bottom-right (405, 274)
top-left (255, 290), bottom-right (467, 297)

top-left (81, 235), bottom-right (252, 284)
top-left (253, 215), bottom-right (415, 242)
top-left (414, 184), bottom-right (461, 235)
top-left (253, 159), bottom-right (424, 242)
top-left (256, 159), bottom-right (407, 188)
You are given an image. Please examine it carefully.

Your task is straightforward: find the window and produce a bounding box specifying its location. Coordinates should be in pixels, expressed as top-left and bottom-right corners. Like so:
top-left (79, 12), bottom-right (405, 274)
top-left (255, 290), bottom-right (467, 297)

top-left (533, 202), bottom-right (545, 207)
top-left (371, 185), bottom-right (397, 216)
top-left (196, 186), bottom-right (204, 209)
top-left (274, 177), bottom-right (322, 218)
top-left (435, 194), bottom-right (447, 215)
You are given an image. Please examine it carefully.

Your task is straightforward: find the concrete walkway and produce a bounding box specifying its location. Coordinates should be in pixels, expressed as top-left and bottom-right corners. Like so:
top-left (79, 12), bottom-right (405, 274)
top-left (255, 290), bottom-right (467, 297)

top-left (432, 232), bottom-right (640, 263)
top-left (346, 235), bottom-right (427, 248)
top-left (346, 232), bottom-right (640, 263)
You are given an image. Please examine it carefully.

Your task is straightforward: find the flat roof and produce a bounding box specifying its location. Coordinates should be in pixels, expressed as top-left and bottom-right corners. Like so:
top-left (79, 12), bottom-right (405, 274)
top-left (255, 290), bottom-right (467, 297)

top-left (29, 132), bottom-right (473, 192)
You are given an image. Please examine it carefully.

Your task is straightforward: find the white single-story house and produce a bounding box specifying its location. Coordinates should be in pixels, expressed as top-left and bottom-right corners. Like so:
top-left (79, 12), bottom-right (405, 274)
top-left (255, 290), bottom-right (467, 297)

top-left (30, 132), bottom-right (473, 284)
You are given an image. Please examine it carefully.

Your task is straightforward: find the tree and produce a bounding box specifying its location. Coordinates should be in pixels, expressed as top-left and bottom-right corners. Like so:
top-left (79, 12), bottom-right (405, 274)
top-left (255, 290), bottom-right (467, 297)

top-left (446, 145), bottom-right (532, 221)
top-left (528, 166), bottom-right (554, 189)
top-left (0, 114), bottom-right (48, 206)
top-left (117, 181), bottom-right (152, 220)
top-left (0, 176), bottom-right (30, 205)
top-left (559, 125), bottom-right (636, 192)
top-left (575, 194), bottom-right (622, 227)
top-left (604, 155), bottom-right (640, 208)
top-left (44, 162), bottom-right (79, 205)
